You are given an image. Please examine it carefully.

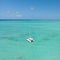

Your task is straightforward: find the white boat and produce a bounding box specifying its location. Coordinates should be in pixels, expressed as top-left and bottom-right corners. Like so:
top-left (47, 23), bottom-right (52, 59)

top-left (26, 38), bottom-right (34, 42)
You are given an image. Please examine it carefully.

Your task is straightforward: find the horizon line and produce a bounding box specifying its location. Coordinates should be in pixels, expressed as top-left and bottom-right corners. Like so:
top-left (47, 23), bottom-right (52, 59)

top-left (0, 18), bottom-right (59, 20)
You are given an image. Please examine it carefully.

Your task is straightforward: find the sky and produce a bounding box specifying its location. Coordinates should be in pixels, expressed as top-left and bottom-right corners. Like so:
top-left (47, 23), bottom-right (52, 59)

top-left (0, 0), bottom-right (60, 19)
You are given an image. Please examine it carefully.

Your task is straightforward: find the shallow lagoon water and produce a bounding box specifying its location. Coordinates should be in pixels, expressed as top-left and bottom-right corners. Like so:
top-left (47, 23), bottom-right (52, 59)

top-left (0, 20), bottom-right (60, 60)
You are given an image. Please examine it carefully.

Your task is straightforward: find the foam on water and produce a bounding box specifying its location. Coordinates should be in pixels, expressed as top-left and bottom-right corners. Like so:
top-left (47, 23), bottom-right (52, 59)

top-left (0, 20), bottom-right (60, 60)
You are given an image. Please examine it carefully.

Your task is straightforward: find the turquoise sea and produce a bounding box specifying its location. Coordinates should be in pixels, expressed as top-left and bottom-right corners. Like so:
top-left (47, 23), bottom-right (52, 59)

top-left (0, 19), bottom-right (60, 60)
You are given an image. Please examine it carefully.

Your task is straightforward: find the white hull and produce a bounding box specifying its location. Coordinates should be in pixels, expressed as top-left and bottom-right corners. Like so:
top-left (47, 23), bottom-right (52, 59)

top-left (26, 38), bottom-right (34, 42)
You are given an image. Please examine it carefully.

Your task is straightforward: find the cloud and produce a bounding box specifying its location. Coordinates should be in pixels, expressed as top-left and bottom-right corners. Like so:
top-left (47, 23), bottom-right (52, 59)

top-left (0, 11), bottom-right (23, 18)
top-left (16, 11), bottom-right (19, 14)
top-left (16, 14), bottom-right (22, 17)
top-left (30, 7), bottom-right (35, 11)
top-left (15, 11), bottom-right (23, 17)
top-left (7, 11), bottom-right (10, 14)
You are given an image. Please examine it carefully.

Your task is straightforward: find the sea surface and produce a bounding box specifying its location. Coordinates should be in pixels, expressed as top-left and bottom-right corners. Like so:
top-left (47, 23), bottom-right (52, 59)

top-left (0, 19), bottom-right (60, 60)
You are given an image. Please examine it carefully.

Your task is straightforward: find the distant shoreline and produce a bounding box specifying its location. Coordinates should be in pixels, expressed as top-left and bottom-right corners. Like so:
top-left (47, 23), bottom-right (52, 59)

top-left (0, 19), bottom-right (60, 21)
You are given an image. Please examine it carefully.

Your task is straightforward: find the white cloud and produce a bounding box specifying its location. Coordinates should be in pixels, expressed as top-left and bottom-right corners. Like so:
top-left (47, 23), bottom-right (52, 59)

top-left (16, 11), bottom-right (19, 14)
top-left (16, 14), bottom-right (22, 17)
top-left (1, 11), bottom-right (23, 18)
top-left (15, 11), bottom-right (23, 18)
top-left (30, 7), bottom-right (35, 11)
top-left (7, 11), bottom-right (10, 14)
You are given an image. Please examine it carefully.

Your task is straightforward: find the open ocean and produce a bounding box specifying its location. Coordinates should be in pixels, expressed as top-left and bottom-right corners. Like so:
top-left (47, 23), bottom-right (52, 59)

top-left (0, 19), bottom-right (60, 60)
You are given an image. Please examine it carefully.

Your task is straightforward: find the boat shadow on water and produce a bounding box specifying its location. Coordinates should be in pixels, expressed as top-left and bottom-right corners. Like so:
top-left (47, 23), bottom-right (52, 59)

top-left (0, 32), bottom-right (59, 42)
top-left (15, 56), bottom-right (24, 60)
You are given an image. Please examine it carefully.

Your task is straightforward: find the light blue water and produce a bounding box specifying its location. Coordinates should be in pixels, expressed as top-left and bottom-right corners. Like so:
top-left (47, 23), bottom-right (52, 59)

top-left (0, 20), bottom-right (60, 60)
